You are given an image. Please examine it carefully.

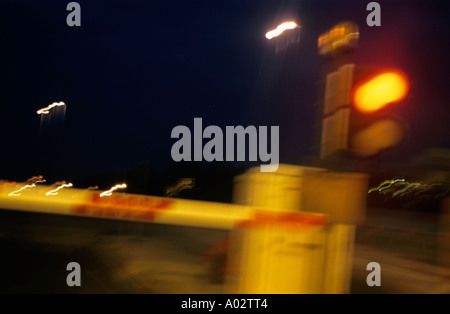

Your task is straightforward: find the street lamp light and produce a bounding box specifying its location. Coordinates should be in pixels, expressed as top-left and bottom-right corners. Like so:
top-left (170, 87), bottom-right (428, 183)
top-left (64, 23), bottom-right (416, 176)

top-left (265, 21), bottom-right (299, 39)
top-left (265, 21), bottom-right (301, 53)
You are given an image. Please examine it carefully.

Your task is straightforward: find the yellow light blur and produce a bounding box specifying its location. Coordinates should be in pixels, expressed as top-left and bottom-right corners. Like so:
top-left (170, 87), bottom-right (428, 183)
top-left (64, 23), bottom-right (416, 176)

top-left (265, 21), bottom-right (299, 39)
top-left (317, 21), bottom-right (359, 53)
top-left (352, 70), bottom-right (409, 114)
top-left (351, 119), bottom-right (405, 156)
top-left (100, 183), bottom-right (127, 197)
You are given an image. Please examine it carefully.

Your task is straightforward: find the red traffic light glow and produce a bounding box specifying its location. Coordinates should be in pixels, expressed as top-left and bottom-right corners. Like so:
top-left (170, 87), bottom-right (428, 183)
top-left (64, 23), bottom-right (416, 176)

top-left (351, 69), bottom-right (410, 114)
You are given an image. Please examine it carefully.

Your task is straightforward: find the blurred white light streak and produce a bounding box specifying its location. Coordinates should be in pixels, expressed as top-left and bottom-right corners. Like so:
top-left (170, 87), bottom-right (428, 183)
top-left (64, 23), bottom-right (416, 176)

top-left (10, 183), bottom-right (37, 196)
top-left (46, 183), bottom-right (73, 196)
top-left (100, 184), bottom-right (127, 197)
top-left (37, 102), bottom-right (66, 115)
top-left (265, 21), bottom-right (298, 39)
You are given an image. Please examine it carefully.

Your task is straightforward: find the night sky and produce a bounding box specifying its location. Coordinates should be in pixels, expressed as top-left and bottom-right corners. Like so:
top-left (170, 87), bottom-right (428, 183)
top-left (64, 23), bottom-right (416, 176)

top-left (0, 0), bottom-right (449, 184)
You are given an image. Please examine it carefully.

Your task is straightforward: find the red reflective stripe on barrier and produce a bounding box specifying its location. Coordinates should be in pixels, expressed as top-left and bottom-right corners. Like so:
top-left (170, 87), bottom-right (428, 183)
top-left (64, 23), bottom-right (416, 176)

top-left (72, 193), bottom-right (174, 221)
top-left (238, 210), bottom-right (328, 229)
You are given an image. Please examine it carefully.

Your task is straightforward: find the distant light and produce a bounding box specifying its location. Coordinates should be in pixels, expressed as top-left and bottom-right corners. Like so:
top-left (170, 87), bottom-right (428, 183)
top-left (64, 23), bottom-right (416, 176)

top-left (8, 178), bottom-right (46, 196)
top-left (368, 178), bottom-right (405, 193)
top-left (317, 21), bottom-right (359, 56)
top-left (9, 183), bottom-right (38, 196)
top-left (37, 102), bottom-right (66, 115)
top-left (100, 183), bottom-right (127, 197)
top-left (46, 183), bottom-right (73, 196)
top-left (27, 175), bottom-right (44, 183)
top-left (352, 69), bottom-right (410, 114)
top-left (265, 21), bottom-right (299, 40)
top-left (164, 178), bottom-right (195, 197)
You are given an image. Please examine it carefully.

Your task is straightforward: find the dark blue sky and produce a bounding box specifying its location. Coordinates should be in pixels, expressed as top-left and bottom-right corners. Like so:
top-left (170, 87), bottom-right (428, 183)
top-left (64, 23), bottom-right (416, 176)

top-left (0, 0), bottom-right (449, 182)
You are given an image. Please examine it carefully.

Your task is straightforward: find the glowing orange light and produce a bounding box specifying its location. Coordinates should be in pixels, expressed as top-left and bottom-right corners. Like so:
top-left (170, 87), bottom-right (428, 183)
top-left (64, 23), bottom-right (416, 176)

top-left (37, 102), bottom-right (66, 115)
top-left (265, 21), bottom-right (299, 39)
top-left (46, 183), bottom-right (73, 196)
top-left (27, 175), bottom-right (44, 183)
top-left (0, 182), bottom-right (16, 188)
top-left (351, 69), bottom-right (409, 114)
top-left (100, 183), bottom-right (127, 197)
top-left (317, 21), bottom-right (359, 54)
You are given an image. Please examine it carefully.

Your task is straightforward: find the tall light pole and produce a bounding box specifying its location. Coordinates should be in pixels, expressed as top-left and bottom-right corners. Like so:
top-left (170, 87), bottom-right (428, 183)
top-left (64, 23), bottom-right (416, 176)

top-left (263, 20), bottom-right (302, 164)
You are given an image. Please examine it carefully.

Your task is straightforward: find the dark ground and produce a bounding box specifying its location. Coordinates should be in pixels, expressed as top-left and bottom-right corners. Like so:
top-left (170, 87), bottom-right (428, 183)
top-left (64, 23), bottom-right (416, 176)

top-left (0, 204), bottom-right (449, 294)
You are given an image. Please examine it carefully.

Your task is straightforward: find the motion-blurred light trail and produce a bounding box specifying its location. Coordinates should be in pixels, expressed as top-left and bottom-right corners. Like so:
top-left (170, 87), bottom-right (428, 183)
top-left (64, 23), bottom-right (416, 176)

top-left (9, 183), bottom-right (39, 196)
top-left (392, 182), bottom-right (422, 198)
top-left (265, 21), bottom-right (299, 39)
top-left (8, 177), bottom-right (46, 196)
top-left (368, 178), bottom-right (405, 193)
top-left (164, 178), bottom-right (195, 197)
top-left (369, 178), bottom-right (447, 199)
top-left (100, 183), bottom-right (127, 197)
top-left (46, 183), bottom-right (73, 196)
top-left (26, 175), bottom-right (44, 183)
top-left (37, 101), bottom-right (66, 115)
top-left (51, 181), bottom-right (68, 187)
top-left (379, 179), bottom-right (405, 192)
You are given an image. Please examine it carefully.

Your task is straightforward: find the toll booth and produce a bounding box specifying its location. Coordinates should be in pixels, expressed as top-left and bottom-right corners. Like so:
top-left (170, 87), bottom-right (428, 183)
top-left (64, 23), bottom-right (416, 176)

top-left (229, 164), bottom-right (368, 293)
